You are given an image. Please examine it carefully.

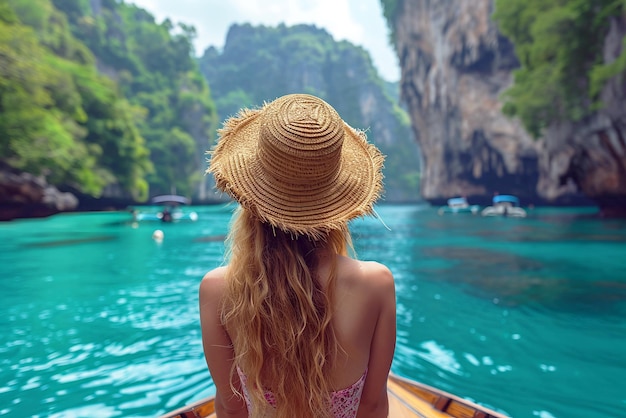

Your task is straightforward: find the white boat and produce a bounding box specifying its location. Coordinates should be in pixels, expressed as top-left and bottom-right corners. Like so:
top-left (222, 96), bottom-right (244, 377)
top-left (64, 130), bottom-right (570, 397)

top-left (481, 195), bottom-right (527, 217)
top-left (438, 197), bottom-right (481, 215)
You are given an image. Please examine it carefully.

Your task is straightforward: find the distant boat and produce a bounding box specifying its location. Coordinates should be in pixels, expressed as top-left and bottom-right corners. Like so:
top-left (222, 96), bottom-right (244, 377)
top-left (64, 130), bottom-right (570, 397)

top-left (132, 195), bottom-right (198, 222)
top-left (159, 372), bottom-right (509, 418)
top-left (134, 210), bottom-right (198, 222)
top-left (481, 195), bottom-right (527, 217)
top-left (151, 194), bottom-right (191, 205)
top-left (438, 197), bottom-right (481, 215)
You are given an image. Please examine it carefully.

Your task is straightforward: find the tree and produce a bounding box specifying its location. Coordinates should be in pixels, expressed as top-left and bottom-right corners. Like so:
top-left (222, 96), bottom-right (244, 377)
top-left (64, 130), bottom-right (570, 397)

top-left (493, 0), bottom-right (626, 137)
top-left (1, 0), bottom-right (153, 199)
top-left (60, 0), bottom-right (217, 196)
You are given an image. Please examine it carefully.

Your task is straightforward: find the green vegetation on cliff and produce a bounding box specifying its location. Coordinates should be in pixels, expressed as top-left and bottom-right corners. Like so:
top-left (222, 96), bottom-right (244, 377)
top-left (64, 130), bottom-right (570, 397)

top-left (200, 24), bottom-right (376, 120)
top-left (1, 0), bottom-right (152, 199)
top-left (0, 0), bottom-right (217, 200)
top-left (55, 0), bottom-right (218, 197)
top-left (493, 0), bottom-right (626, 137)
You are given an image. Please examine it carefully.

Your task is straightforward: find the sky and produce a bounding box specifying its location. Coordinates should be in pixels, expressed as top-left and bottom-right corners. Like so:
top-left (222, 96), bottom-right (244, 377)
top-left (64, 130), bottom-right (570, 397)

top-left (128, 0), bottom-right (400, 82)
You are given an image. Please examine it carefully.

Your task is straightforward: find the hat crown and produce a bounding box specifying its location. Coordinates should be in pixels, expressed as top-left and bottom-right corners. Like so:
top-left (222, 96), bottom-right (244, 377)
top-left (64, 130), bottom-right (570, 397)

top-left (258, 95), bottom-right (343, 186)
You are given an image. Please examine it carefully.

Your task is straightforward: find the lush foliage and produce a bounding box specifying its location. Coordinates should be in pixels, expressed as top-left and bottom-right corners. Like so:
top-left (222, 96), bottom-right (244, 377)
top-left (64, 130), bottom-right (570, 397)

top-left (199, 23), bottom-right (420, 201)
top-left (55, 0), bottom-right (217, 197)
top-left (1, 0), bottom-right (152, 199)
top-left (0, 0), bottom-right (217, 200)
top-left (493, 0), bottom-right (626, 137)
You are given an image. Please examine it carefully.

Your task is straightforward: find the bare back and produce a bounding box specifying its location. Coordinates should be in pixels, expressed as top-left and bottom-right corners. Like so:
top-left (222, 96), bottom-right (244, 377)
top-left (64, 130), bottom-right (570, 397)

top-left (318, 255), bottom-right (395, 391)
top-left (199, 254), bottom-right (396, 417)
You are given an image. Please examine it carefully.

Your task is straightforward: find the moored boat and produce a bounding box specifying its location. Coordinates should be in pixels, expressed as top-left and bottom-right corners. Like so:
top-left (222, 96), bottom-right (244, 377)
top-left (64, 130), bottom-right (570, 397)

top-left (438, 197), bottom-right (481, 215)
top-left (134, 210), bottom-right (198, 222)
top-left (132, 194), bottom-right (198, 223)
top-left (160, 373), bottom-right (509, 418)
top-left (481, 195), bottom-right (527, 218)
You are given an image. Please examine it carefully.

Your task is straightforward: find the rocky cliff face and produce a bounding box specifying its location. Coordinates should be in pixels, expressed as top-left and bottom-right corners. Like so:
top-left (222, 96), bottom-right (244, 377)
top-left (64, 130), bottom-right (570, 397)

top-left (539, 16), bottom-right (626, 214)
top-left (393, 0), bottom-right (625, 210)
top-left (0, 164), bottom-right (78, 221)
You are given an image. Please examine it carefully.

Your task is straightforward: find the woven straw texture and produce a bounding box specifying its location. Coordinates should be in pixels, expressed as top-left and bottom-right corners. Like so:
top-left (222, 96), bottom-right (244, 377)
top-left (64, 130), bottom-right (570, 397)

top-left (207, 94), bottom-right (384, 238)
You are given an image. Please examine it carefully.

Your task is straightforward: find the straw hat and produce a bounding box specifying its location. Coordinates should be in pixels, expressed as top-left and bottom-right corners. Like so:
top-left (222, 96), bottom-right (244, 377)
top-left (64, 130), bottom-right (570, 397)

top-left (207, 94), bottom-right (384, 238)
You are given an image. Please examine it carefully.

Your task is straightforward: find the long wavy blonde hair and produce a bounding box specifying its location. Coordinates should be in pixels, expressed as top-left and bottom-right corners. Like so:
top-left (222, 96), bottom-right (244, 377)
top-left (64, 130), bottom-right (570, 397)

top-left (221, 206), bottom-right (352, 418)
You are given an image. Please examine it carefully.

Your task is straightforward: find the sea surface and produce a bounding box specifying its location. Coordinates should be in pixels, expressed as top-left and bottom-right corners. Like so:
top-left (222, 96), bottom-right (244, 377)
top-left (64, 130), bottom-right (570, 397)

top-left (1, 204), bottom-right (625, 418)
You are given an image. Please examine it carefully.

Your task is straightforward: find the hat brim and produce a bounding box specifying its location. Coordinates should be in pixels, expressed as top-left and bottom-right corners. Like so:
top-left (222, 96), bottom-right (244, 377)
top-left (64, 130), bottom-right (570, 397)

top-left (208, 103), bottom-right (384, 238)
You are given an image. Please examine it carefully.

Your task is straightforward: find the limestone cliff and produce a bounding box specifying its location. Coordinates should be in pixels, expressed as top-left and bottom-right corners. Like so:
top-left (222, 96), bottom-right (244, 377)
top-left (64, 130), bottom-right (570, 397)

top-left (391, 0), bottom-right (625, 210)
top-left (539, 16), bottom-right (626, 214)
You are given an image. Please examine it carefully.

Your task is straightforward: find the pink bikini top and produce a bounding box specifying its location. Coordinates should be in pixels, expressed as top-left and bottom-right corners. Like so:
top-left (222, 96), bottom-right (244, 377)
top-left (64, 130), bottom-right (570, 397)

top-left (236, 367), bottom-right (368, 418)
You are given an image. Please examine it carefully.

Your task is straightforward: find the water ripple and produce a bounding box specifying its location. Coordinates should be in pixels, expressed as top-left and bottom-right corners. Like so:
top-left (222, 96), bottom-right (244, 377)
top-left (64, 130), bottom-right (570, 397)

top-left (1, 206), bottom-right (625, 417)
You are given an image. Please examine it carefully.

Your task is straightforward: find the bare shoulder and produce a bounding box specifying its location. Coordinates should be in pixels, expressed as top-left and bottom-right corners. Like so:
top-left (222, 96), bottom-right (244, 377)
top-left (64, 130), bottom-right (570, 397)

top-left (202, 265), bottom-right (228, 282)
top-left (338, 257), bottom-right (395, 298)
top-left (359, 260), bottom-right (393, 280)
top-left (361, 261), bottom-right (395, 308)
top-left (199, 265), bottom-right (228, 304)
top-left (355, 260), bottom-right (394, 290)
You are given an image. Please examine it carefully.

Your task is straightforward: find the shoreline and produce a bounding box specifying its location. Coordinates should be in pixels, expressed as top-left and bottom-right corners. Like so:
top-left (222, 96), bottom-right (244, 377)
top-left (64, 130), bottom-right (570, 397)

top-left (1, 199), bottom-right (608, 223)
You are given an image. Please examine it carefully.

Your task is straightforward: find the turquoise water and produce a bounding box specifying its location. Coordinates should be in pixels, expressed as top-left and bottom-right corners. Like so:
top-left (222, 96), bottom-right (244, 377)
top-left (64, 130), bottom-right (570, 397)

top-left (1, 204), bottom-right (625, 417)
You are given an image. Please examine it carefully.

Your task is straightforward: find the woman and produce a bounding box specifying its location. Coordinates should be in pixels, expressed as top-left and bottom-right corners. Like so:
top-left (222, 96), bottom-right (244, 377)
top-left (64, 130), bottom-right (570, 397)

top-left (200, 94), bottom-right (396, 418)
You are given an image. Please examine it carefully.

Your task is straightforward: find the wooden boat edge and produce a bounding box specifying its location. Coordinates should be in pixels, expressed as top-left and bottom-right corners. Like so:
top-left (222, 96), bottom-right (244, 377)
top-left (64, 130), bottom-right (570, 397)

top-left (159, 395), bottom-right (216, 418)
top-left (160, 373), bottom-right (510, 418)
top-left (387, 373), bottom-right (510, 418)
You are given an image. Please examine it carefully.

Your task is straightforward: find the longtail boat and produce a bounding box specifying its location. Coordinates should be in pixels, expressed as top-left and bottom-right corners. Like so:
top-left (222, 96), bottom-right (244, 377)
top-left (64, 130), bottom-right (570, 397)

top-left (160, 373), bottom-right (509, 418)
